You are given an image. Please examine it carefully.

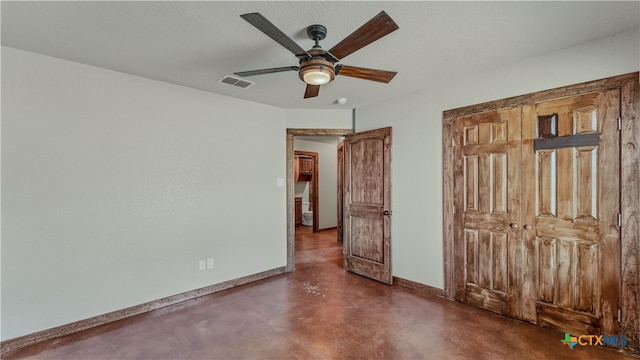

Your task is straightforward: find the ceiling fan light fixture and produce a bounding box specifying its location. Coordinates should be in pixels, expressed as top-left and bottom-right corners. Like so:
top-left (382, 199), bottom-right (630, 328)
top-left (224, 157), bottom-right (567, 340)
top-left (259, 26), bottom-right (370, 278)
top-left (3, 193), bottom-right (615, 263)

top-left (303, 69), bottom-right (331, 85)
top-left (299, 59), bottom-right (335, 86)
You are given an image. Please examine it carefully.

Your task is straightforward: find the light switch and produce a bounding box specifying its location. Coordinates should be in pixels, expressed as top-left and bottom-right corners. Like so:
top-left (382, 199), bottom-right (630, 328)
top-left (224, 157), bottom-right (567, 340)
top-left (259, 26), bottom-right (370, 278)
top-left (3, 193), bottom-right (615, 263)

top-left (276, 177), bottom-right (285, 187)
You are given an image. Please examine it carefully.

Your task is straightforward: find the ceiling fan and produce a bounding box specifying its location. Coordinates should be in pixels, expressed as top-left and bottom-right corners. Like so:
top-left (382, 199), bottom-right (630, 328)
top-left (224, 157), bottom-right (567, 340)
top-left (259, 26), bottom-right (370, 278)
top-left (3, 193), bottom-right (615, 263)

top-left (234, 11), bottom-right (399, 99)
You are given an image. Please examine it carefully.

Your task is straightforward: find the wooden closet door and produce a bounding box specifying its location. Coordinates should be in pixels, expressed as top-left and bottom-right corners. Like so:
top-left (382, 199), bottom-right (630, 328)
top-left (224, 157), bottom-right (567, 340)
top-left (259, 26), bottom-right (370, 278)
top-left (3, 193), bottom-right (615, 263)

top-left (453, 108), bottom-right (522, 317)
top-left (521, 90), bottom-right (621, 335)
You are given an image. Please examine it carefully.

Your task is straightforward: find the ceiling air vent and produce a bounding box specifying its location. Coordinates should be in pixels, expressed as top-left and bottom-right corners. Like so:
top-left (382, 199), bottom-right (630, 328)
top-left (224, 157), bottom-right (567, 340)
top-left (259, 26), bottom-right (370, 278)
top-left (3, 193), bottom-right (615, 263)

top-left (217, 75), bottom-right (255, 89)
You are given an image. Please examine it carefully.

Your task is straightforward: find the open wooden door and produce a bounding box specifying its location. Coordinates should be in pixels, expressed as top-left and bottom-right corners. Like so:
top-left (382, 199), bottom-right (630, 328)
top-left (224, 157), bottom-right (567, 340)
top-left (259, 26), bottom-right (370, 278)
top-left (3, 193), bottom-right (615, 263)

top-left (337, 140), bottom-right (345, 243)
top-left (343, 127), bottom-right (392, 285)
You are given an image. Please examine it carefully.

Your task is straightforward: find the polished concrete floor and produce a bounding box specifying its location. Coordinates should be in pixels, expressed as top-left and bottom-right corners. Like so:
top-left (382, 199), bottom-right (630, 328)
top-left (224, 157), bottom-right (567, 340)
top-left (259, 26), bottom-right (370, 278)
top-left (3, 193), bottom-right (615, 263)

top-left (4, 227), bottom-right (634, 359)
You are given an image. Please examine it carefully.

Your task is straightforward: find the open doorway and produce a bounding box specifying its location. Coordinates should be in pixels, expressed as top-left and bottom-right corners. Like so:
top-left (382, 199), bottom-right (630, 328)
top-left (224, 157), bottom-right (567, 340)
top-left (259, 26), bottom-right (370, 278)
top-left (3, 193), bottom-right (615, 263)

top-left (286, 129), bottom-right (353, 271)
top-left (293, 150), bottom-right (318, 233)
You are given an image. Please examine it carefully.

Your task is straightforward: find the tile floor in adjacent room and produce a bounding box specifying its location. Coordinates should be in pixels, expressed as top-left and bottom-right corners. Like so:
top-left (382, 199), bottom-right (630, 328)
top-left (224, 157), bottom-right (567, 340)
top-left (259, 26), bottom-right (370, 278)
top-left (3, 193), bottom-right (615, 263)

top-left (3, 226), bottom-right (634, 359)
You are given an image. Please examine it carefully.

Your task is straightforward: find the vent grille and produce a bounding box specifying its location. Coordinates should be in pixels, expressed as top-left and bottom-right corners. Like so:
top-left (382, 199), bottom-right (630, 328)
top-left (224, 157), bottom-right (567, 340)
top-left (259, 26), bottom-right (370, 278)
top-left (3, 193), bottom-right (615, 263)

top-left (218, 75), bottom-right (255, 89)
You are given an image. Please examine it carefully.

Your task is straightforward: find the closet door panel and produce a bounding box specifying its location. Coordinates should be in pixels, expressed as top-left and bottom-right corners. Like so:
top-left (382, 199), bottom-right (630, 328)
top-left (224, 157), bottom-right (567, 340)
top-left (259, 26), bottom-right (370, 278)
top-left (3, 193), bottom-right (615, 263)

top-left (522, 90), bottom-right (621, 335)
top-left (453, 107), bottom-right (522, 318)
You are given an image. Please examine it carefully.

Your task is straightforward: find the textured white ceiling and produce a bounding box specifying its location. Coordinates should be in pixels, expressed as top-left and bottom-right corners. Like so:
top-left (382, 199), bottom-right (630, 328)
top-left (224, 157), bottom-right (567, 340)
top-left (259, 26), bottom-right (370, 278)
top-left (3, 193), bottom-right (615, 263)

top-left (2, 1), bottom-right (638, 109)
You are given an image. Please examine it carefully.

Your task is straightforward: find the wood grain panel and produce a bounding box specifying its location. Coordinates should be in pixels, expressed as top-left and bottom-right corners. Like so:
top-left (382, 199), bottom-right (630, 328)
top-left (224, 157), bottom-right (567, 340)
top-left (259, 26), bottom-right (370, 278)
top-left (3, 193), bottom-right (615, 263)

top-left (478, 154), bottom-right (490, 214)
top-left (555, 239), bottom-right (574, 309)
top-left (573, 106), bottom-right (598, 134)
top-left (491, 121), bottom-right (507, 143)
top-left (535, 217), bottom-right (600, 242)
top-left (492, 231), bottom-right (508, 292)
top-left (465, 285), bottom-right (508, 315)
top-left (464, 125), bottom-right (478, 145)
top-left (350, 216), bottom-right (384, 263)
top-left (491, 153), bottom-right (507, 213)
top-left (538, 237), bottom-right (556, 304)
top-left (575, 146), bottom-right (598, 220)
top-left (576, 242), bottom-right (597, 313)
top-left (478, 230), bottom-right (491, 289)
top-left (465, 229), bottom-right (478, 285)
top-left (536, 303), bottom-right (598, 335)
top-left (464, 155), bottom-right (478, 212)
top-left (462, 212), bottom-right (509, 232)
top-left (537, 150), bottom-right (557, 217)
top-left (478, 122), bottom-right (491, 145)
top-left (557, 148), bottom-right (573, 220)
top-left (350, 138), bottom-right (384, 205)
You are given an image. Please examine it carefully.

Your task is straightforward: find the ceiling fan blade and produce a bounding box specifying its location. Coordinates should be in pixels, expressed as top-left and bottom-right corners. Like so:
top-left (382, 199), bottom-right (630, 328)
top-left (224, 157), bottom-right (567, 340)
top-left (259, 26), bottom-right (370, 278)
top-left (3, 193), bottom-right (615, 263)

top-left (240, 13), bottom-right (310, 59)
top-left (338, 65), bottom-right (397, 83)
top-left (304, 84), bottom-right (320, 99)
top-left (328, 11), bottom-right (398, 60)
top-left (234, 66), bottom-right (299, 77)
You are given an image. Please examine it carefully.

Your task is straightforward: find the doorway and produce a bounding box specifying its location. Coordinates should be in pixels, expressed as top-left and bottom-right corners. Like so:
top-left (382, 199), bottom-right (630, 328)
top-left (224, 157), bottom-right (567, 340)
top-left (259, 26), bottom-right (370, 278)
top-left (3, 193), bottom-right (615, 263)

top-left (294, 150), bottom-right (319, 232)
top-left (286, 127), bottom-right (394, 286)
top-left (286, 129), bottom-right (353, 272)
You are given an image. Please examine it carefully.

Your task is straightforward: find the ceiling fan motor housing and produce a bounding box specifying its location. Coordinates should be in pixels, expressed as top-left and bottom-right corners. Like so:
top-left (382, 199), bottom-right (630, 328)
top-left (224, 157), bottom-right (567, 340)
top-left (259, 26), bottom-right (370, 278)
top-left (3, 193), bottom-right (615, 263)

top-left (306, 24), bottom-right (327, 42)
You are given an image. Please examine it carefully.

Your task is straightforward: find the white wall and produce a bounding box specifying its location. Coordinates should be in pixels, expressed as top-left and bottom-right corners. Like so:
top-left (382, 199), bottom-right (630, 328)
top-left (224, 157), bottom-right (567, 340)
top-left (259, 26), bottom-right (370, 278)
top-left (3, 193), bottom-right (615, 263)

top-left (1, 47), bottom-right (288, 340)
top-left (356, 29), bottom-right (640, 289)
top-left (294, 138), bottom-right (340, 230)
top-left (286, 109), bottom-right (352, 129)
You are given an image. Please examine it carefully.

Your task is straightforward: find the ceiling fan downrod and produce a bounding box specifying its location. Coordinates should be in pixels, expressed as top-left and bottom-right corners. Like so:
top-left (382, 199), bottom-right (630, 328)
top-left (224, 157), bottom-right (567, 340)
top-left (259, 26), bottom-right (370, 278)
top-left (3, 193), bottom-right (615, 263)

top-left (306, 24), bottom-right (327, 50)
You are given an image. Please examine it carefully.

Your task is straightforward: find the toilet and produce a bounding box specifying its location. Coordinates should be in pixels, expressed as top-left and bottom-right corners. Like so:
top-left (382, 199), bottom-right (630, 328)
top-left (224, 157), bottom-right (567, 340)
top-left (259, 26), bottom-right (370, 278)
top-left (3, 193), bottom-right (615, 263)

top-left (302, 201), bottom-right (313, 226)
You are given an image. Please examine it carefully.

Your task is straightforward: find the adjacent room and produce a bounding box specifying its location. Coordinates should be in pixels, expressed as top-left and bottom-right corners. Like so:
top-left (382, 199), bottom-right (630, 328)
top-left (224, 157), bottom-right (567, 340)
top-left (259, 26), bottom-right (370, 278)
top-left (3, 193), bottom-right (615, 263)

top-left (2, 1), bottom-right (639, 358)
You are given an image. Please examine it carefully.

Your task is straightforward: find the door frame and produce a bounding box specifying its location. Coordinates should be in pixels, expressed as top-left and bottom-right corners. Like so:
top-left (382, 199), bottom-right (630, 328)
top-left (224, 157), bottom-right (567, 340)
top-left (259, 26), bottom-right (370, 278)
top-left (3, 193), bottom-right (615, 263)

top-left (286, 128), bottom-right (354, 272)
top-left (442, 72), bottom-right (639, 350)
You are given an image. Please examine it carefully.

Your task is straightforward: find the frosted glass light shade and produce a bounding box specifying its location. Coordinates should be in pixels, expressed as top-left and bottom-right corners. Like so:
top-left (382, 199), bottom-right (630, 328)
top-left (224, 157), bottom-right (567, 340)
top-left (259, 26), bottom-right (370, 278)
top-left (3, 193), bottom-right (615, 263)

top-left (302, 69), bottom-right (331, 85)
top-left (299, 59), bottom-right (335, 86)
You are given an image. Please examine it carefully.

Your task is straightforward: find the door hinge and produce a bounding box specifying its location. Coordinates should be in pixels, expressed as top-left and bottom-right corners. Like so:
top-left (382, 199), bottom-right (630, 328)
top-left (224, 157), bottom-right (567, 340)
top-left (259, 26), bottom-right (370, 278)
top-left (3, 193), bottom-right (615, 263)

top-left (453, 204), bottom-right (456, 214)
top-left (451, 137), bottom-right (455, 147)
top-left (618, 308), bottom-right (622, 323)
top-left (618, 117), bottom-right (622, 131)
top-left (618, 213), bottom-right (622, 228)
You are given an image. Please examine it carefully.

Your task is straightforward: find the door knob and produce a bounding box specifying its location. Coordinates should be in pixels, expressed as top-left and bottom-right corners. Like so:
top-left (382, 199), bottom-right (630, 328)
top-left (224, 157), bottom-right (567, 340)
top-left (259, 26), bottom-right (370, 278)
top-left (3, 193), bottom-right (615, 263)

top-left (509, 223), bottom-right (519, 229)
top-left (523, 224), bottom-right (532, 230)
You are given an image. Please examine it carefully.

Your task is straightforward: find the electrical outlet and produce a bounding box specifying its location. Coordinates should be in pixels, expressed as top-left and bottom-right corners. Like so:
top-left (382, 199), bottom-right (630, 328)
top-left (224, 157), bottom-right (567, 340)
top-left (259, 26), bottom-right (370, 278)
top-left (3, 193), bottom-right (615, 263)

top-left (198, 260), bottom-right (206, 271)
top-left (207, 257), bottom-right (214, 269)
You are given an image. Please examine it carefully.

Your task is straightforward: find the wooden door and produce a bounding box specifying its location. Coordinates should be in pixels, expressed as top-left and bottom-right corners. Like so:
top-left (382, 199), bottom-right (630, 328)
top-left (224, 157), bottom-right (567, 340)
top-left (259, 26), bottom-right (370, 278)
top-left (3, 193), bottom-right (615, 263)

top-left (337, 140), bottom-right (345, 243)
top-left (453, 108), bottom-right (522, 317)
top-left (521, 90), bottom-right (621, 335)
top-left (343, 127), bottom-right (392, 284)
